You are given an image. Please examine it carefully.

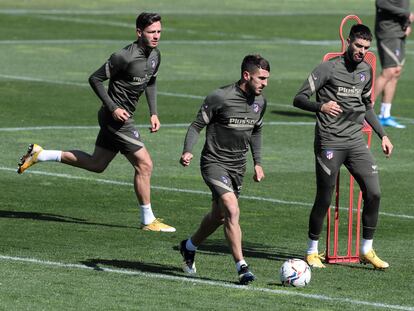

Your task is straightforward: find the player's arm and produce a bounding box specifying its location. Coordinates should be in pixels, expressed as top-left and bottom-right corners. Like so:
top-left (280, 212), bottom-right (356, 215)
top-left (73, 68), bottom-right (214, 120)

top-left (145, 77), bottom-right (160, 132)
top-left (365, 109), bottom-right (393, 157)
top-left (145, 55), bottom-right (161, 132)
top-left (293, 62), bottom-right (339, 114)
top-left (180, 95), bottom-right (216, 166)
top-left (362, 69), bottom-right (393, 157)
top-left (250, 102), bottom-right (266, 182)
top-left (89, 53), bottom-right (130, 122)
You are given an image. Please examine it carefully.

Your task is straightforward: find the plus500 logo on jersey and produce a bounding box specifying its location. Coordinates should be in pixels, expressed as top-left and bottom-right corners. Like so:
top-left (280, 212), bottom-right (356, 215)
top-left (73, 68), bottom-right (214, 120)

top-left (337, 86), bottom-right (362, 97)
top-left (228, 118), bottom-right (256, 128)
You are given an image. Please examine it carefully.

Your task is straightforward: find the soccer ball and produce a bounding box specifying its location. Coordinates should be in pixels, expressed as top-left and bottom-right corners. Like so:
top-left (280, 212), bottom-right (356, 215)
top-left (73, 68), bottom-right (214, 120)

top-left (279, 258), bottom-right (311, 287)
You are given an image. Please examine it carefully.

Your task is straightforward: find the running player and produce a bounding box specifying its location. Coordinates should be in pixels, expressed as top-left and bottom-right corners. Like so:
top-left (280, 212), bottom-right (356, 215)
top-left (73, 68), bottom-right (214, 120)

top-left (374, 0), bottom-right (414, 128)
top-left (179, 54), bottom-right (270, 284)
top-left (293, 24), bottom-right (393, 269)
top-left (17, 12), bottom-right (175, 232)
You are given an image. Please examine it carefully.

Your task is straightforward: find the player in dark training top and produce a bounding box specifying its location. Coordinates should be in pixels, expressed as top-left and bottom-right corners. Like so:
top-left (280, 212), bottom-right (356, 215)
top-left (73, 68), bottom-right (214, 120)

top-left (17, 12), bottom-right (175, 232)
top-left (374, 0), bottom-right (414, 128)
top-left (179, 55), bottom-right (270, 285)
top-left (293, 24), bottom-right (393, 269)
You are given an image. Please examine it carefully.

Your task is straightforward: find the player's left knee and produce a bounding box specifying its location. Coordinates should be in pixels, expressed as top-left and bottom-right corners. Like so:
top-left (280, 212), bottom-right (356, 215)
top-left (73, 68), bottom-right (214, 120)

top-left (366, 189), bottom-right (381, 203)
top-left (136, 159), bottom-right (153, 175)
top-left (394, 67), bottom-right (402, 78)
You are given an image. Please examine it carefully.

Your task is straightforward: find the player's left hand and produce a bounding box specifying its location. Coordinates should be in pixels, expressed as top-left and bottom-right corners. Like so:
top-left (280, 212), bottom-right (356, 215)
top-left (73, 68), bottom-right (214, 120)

top-left (253, 165), bottom-right (265, 182)
top-left (382, 136), bottom-right (393, 158)
top-left (150, 115), bottom-right (160, 133)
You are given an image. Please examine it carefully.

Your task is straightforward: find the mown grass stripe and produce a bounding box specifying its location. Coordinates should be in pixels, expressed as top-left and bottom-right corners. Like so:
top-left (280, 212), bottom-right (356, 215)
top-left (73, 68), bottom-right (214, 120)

top-left (0, 254), bottom-right (412, 311)
top-left (1, 167), bottom-right (412, 220)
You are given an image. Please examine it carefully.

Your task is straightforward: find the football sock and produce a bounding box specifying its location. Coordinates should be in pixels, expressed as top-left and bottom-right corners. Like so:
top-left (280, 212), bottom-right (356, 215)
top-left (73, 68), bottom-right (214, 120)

top-left (360, 238), bottom-right (373, 255)
top-left (140, 203), bottom-right (156, 225)
top-left (185, 238), bottom-right (197, 251)
top-left (236, 259), bottom-right (247, 272)
top-left (380, 103), bottom-right (391, 118)
top-left (307, 238), bottom-right (319, 255)
top-left (37, 150), bottom-right (62, 162)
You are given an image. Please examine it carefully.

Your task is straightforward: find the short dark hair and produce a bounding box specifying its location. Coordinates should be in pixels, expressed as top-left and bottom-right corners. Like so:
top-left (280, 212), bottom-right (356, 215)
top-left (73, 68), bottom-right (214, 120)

top-left (136, 12), bottom-right (161, 30)
top-left (349, 24), bottom-right (372, 42)
top-left (241, 54), bottom-right (270, 76)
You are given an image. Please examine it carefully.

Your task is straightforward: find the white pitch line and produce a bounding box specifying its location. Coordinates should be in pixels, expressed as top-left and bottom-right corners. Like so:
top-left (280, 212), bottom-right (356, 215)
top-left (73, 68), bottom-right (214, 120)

top-left (0, 73), bottom-right (294, 110)
top-left (0, 254), bottom-right (412, 311)
top-left (1, 167), bottom-right (412, 220)
top-left (0, 8), bottom-right (375, 17)
top-left (0, 73), bottom-right (411, 118)
top-left (0, 37), bottom-right (340, 46)
top-left (0, 121), bottom-right (314, 132)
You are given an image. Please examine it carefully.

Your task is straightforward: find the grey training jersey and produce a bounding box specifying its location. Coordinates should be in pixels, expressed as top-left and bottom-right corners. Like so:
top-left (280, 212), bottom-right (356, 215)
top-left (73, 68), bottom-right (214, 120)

top-left (89, 41), bottom-right (160, 115)
top-left (183, 82), bottom-right (266, 170)
top-left (375, 0), bottom-right (411, 39)
top-left (295, 55), bottom-right (373, 149)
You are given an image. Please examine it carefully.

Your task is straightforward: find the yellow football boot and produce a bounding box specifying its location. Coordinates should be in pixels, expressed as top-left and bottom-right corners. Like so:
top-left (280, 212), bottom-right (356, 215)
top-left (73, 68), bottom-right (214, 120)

top-left (305, 252), bottom-right (326, 268)
top-left (141, 218), bottom-right (176, 232)
top-left (17, 144), bottom-right (43, 174)
top-left (360, 249), bottom-right (389, 269)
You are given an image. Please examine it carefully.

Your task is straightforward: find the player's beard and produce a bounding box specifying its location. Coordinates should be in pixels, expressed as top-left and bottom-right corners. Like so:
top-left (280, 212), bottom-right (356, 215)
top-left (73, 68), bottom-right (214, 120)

top-left (246, 78), bottom-right (262, 96)
top-left (347, 48), bottom-right (364, 65)
top-left (138, 36), bottom-right (156, 50)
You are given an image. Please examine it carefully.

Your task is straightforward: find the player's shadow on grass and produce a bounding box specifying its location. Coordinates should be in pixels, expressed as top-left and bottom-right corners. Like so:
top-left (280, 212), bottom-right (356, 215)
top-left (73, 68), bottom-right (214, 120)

top-left (173, 239), bottom-right (303, 261)
top-left (80, 258), bottom-right (223, 282)
top-left (0, 210), bottom-right (135, 229)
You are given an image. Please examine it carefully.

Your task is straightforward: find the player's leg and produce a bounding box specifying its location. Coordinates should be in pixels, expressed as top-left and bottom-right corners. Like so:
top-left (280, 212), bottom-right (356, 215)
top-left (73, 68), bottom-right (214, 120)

top-left (381, 69), bottom-right (400, 104)
top-left (61, 145), bottom-right (117, 172)
top-left (125, 147), bottom-right (152, 206)
top-left (180, 165), bottom-right (254, 283)
top-left (17, 143), bottom-right (116, 174)
top-left (345, 146), bottom-right (388, 269)
top-left (375, 67), bottom-right (399, 105)
top-left (180, 198), bottom-right (224, 274)
top-left (306, 149), bottom-right (345, 268)
top-left (125, 146), bottom-right (175, 232)
top-left (191, 199), bottom-right (224, 246)
top-left (219, 192), bottom-right (254, 284)
top-left (220, 192), bottom-right (243, 261)
top-left (375, 38), bottom-right (406, 128)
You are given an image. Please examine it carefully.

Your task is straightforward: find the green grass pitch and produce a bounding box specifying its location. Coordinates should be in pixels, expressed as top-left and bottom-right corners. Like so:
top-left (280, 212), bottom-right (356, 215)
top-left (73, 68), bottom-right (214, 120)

top-left (0, 1), bottom-right (413, 310)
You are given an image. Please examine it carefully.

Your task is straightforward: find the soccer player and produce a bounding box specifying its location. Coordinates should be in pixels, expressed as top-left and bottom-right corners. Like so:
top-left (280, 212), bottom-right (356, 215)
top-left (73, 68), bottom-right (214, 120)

top-left (17, 12), bottom-right (175, 232)
top-left (178, 55), bottom-right (270, 284)
top-left (374, 0), bottom-right (414, 128)
top-left (293, 24), bottom-right (393, 269)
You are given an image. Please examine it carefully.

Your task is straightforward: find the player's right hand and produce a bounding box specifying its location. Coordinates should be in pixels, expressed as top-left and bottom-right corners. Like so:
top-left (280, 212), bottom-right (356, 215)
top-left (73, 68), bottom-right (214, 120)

top-left (180, 152), bottom-right (193, 167)
top-left (112, 108), bottom-right (130, 122)
top-left (321, 101), bottom-right (342, 117)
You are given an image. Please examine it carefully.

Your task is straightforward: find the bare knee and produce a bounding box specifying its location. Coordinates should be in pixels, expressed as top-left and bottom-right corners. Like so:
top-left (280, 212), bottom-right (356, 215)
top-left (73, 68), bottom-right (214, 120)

top-left (135, 158), bottom-right (153, 176)
top-left (394, 67), bottom-right (402, 79)
top-left (382, 67), bottom-right (402, 80)
top-left (220, 196), bottom-right (240, 225)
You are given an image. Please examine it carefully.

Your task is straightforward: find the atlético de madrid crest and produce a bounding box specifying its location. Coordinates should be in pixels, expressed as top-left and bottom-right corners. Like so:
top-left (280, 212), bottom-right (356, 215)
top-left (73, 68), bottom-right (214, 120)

top-left (252, 103), bottom-right (261, 113)
top-left (326, 150), bottom-right (334, 160)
